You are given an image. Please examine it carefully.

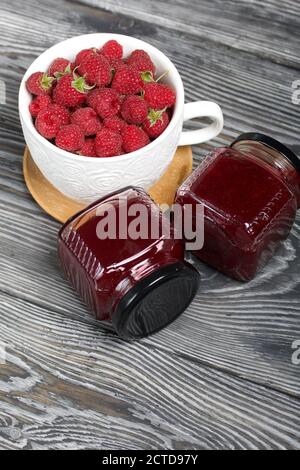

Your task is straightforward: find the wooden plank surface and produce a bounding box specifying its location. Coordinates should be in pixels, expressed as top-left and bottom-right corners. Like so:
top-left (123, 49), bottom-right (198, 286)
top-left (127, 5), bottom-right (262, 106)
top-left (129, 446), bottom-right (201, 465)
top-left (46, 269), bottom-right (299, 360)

top-left (1, 292), bottom-right (300, 450)
top-left (76, 0), bottom-right (300, 69)
top-left (0, 0), bottom-right (300, 450)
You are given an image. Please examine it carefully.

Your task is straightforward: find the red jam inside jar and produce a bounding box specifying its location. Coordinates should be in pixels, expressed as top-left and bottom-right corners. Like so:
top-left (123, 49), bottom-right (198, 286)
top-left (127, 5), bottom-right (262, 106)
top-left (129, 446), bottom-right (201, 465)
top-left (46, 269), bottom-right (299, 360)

top-left (58, 187), bottom-right (200, 340)
top-left (176, 133), bottom-right (300, 281)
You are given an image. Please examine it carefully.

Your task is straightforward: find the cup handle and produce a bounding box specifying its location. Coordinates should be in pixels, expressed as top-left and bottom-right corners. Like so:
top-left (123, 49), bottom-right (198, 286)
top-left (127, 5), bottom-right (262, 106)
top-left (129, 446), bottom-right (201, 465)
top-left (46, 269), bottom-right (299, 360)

top-left (178, 101), bottom-right (224, 146)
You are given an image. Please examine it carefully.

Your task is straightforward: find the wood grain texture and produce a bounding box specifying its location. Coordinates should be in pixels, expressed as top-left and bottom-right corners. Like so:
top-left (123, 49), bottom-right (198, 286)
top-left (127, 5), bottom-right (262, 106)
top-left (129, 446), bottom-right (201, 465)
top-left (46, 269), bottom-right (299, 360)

top-left (1, 292), bottom-right (300, 450)
top-left (0, 201), bottom-right (299, 398)
top-left (0, 0), bottom-right (300, 450)
top-left (75, 0), bottom-right (300, 69)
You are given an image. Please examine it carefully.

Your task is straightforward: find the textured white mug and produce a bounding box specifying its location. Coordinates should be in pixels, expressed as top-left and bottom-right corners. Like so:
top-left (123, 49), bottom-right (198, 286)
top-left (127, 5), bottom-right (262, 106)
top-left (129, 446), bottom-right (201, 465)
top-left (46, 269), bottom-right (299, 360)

top-left (19, 34), bottom-right (223, 204)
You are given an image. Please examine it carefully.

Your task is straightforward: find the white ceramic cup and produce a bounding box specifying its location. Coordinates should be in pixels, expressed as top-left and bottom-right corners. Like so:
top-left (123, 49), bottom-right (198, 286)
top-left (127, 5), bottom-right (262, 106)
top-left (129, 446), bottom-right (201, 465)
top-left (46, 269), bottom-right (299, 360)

top-left (19, 33), bottom-right (223, 204)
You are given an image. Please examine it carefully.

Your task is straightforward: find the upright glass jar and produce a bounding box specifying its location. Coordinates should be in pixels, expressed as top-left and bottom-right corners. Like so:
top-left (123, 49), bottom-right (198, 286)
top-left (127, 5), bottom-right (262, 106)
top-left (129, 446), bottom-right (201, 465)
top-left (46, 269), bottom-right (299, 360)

top-left (176, 133), bottom-right (300, 281)
top-left (58, 187), bottom-right (200, 340)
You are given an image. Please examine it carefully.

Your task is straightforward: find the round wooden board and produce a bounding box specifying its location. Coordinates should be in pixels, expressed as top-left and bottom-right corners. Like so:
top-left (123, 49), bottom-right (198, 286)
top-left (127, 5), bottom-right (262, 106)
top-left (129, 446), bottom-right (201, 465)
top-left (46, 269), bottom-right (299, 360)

top-left (23, 146), bottom-right (193, 224)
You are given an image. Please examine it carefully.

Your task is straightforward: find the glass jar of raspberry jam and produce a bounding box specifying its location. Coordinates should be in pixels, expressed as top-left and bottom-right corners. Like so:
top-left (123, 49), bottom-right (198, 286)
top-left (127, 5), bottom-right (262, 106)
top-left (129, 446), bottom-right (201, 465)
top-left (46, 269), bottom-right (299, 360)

top-left (58, 187), bottom-right (200, 340)
top-left (176, 133), bottom-right (300, 281)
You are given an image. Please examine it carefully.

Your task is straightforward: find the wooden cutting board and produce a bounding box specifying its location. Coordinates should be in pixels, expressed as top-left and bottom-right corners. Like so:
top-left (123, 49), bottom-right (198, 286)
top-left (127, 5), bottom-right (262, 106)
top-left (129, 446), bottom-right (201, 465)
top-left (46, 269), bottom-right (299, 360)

top-left (23, 146), bottom-right (193, 224)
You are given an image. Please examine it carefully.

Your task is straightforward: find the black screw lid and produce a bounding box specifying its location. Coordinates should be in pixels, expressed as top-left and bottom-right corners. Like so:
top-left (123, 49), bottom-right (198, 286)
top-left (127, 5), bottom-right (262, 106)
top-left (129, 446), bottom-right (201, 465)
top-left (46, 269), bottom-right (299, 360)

top-left (231, 132), bottom-right (300, 174)
top-left (112, 262), bottom-right (200, 341)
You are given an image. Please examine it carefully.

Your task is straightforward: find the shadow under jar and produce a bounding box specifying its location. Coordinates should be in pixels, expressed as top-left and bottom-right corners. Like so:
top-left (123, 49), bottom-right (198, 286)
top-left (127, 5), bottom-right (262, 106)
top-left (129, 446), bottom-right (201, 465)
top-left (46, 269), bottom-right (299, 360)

top-left (176, 133), bottom-right (300, 281)
top-left (58, 187), bottom-right (200, 340)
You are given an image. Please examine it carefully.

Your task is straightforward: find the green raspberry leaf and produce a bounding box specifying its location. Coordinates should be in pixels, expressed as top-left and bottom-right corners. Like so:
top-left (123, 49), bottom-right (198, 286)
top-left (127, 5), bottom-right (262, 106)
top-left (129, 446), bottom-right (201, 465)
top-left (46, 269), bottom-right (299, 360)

top-left (72, 75), bottom-right (95, 94)
top-left (141, 71), bottom-right (155, 83)
top-left (41, 73), bottom-right (54, 91)
top-left (54, 64), bottom-right (72, 80)
top-left (148, 108), bottom-right (165, 127)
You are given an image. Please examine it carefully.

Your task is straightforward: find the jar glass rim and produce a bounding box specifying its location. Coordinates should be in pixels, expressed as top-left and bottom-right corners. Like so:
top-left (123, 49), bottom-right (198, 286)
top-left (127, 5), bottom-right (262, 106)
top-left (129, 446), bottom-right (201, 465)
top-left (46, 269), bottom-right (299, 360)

top-left (231, 133), bottom-right (300, 174)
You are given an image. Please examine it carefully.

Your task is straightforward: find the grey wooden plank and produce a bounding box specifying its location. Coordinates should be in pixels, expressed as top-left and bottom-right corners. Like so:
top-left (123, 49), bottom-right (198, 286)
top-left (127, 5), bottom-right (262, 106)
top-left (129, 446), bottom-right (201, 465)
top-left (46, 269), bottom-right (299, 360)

top-left (0, 0), bottom-right (300, 397)
top-left (1, 292), bottom-right (300, 450)
top-left (0, 201), bottom-right (299, 399)
top-left (73, 0), bottom-right (300, 69)
top-left (1, 0), bottom-right (300, 153)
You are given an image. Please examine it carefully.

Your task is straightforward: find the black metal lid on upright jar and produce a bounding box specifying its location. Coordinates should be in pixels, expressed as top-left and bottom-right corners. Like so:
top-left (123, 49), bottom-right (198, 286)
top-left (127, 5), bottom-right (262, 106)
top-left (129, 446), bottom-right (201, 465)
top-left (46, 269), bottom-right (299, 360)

top-left (112, 261), bottom-right (200, 341)
top-left (231, 132), bottom-right (300, 174)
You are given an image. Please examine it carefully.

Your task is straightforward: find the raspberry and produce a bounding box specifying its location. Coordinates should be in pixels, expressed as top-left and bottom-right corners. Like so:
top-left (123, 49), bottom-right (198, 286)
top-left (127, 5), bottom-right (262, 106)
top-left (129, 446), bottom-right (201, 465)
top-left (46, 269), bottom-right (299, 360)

top-left (75, 48), bottom-right (98, 67)
top-left (26, 72), bottom-right (54, 95)
top-left (48, 58), bottom-right (72, 77)
top-left (112, 65), bottom-right (143, 95)
top-left (56, 124), bottom-right (85, 152)
top-left (100, 40), bottom-right (123, 62)
top-left (104, 116), bottom-right (127, 134)
top-left (28, 41), bottom-right (175, 156)
top-left (110, 57), bottom-right (125, 73)
top-left (127, 50), bottom-right (155, 74)
top-left (78, 138), bottom-right (97, 157)
top-left (78, 54), bottom-right (111, 87)
top-left (143, 82), bottom-right (176, 110)
top-left (53, 73), bottom-right (91, 108)
top-left (71, 107), bottom-right (102, 136)
top-left (143, 109), bottom-right (169, 138)
top-left (36, 109), bottom-right (58, 139)
top-left (87, 88), bottom-right (121, 119)
top-left (29, 95), bottom-right (52, 118)
top-left (95, 128), bottom-right (123, 157)
top-left (86, 88), bottom-right (100, 110)
top-left (49, 103), bottom-right (70, 125)
top-left (35, 104), bottom-right (70, 139)
top-left (122, 125), bottom-right (150, 153)
top-left (121, 95), bottom-right (148, 124)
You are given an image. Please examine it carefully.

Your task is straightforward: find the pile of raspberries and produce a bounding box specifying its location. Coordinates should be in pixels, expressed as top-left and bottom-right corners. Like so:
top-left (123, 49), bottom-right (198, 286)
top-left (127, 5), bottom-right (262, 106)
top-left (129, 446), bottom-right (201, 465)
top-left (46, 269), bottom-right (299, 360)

top-left (26, 40), bottom-right (176, 157)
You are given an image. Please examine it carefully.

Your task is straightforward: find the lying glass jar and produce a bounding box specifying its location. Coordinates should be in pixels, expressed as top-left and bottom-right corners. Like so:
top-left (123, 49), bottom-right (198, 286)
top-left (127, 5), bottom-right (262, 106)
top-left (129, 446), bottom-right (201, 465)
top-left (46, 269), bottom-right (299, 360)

top-left (176, 133), bottom-right (300, 281)
top-left (58, 187), bottom-right (200, 340)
